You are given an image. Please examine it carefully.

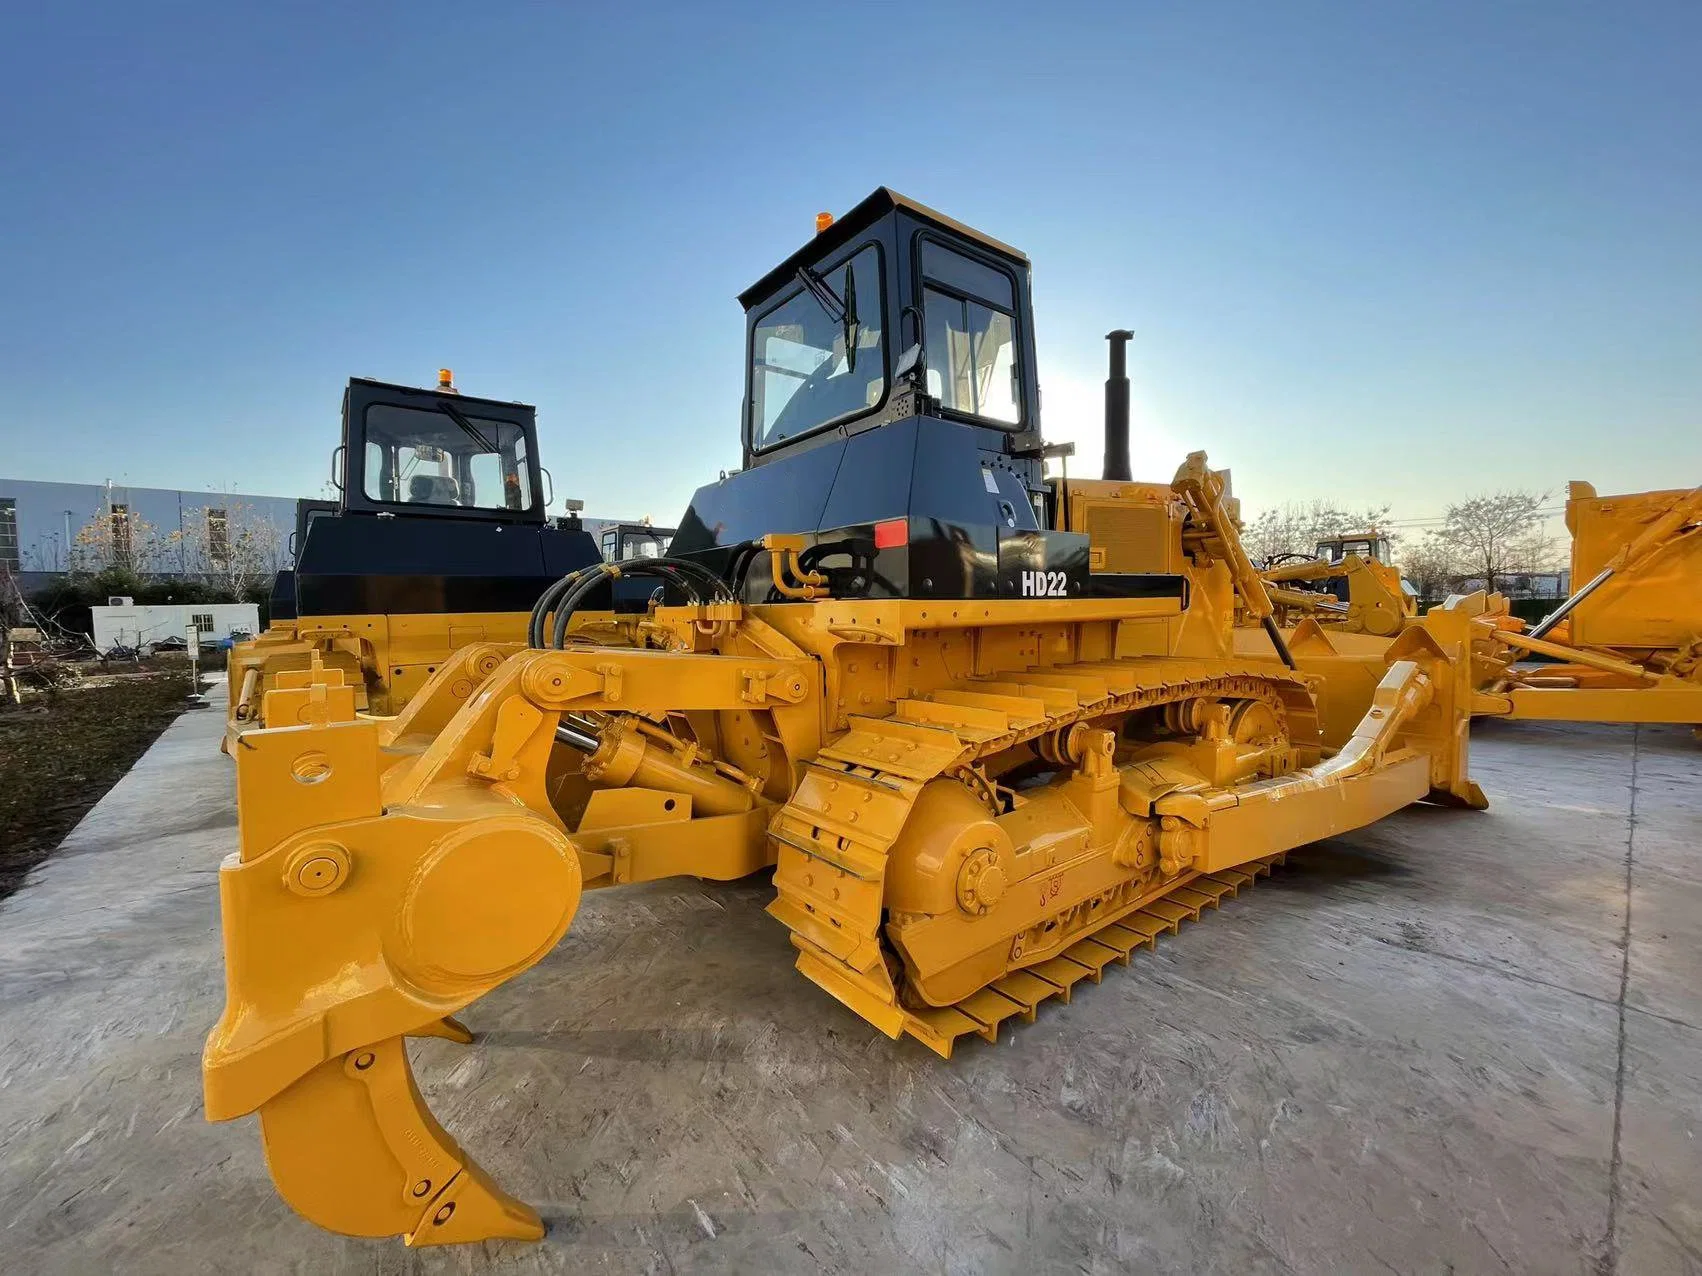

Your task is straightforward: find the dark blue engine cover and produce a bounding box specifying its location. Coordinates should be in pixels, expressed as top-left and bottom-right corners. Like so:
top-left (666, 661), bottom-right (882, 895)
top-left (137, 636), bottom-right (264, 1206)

top-left (293, 515), bottom-right (601, 617)
top-left (671, 414), bottom-right (1182, 605)
top-left (674, 415), bottom-right (1039, 547)
top-left (269, 570), bottom-right (298, 622)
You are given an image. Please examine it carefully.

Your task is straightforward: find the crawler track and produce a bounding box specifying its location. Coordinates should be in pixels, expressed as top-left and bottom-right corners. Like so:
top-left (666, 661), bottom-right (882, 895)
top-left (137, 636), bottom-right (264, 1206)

top-left (767, 656), bottom-right (1312, 1055)
top-left (904, 853), bottom-right (1288, 1057)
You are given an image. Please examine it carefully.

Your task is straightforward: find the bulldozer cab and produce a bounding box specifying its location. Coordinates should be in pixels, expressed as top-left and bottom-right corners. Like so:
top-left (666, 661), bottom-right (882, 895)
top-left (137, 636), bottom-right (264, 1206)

top-left (738, 188), bottom-right (1044, 473)
top-left (283, 378), bottom-right (600, 621)
top-left (288, 499), bottom-right (338, 562)
top-left (266, 499), bottom-right (337, 623)
top-left (599, 522), bottom-right (675, 562)
top-left (669, 189), bottom-right (1185, 606)
top-left (1315, 533), bottom-right (1391, 565)
top-left (336, 378), bottom-right (545, 525)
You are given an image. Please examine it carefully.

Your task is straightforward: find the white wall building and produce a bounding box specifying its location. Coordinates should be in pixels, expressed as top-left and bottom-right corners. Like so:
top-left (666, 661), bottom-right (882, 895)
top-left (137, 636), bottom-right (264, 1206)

top-left (90, 602), bottom-right (260, 653)
top-left (0, 477), bottom-right (297, 591)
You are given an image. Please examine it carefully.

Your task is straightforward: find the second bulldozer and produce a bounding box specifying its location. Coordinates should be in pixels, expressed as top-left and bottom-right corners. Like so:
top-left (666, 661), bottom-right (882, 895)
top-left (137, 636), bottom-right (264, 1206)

top-left (1260, 531), bottom-right (1414, 637)
top-left (1461, 480), bottom-right (1702, 726)
top-left (204, 189), bottom-right (1487, 1246)
top-left (1232, 486), bottom-right (1702, 736)
top-left (227, 373), bottom-right (605, 730)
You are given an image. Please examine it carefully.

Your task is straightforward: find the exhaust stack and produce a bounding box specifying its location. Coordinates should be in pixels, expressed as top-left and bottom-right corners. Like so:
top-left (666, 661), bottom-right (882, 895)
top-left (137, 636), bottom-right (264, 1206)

top-left (1103, 329), bottom-right (1133, 481)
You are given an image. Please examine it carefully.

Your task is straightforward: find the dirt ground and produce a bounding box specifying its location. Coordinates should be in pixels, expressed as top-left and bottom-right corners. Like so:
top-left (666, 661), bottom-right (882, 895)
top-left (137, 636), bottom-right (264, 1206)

top-left (0, 709), bottom-right (1698, 1273)
top-left (0, 672), bottom-right (201, 900)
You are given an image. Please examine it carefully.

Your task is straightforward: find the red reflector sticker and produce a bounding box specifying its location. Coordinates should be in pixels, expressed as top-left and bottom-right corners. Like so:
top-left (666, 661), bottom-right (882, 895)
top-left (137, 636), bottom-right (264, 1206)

top-left (873, 518), bottom-right (908, 549)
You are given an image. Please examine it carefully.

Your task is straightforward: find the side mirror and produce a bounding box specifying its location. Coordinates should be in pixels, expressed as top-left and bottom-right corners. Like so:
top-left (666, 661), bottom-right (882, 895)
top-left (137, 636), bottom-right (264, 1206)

top-left (893, 343), bottom-right (923, 383)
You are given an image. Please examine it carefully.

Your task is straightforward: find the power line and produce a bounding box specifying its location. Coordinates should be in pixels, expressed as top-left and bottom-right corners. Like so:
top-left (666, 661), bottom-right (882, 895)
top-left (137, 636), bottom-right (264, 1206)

top-left (1265, 507), bottom-right (1568, 530)
top-left (1378, 510), bottom-right (1566, 528)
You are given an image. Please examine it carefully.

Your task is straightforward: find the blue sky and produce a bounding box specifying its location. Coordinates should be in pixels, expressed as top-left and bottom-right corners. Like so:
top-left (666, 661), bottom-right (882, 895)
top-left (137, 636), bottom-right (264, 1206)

top-left (2, 1), bottom-right (1697, 532)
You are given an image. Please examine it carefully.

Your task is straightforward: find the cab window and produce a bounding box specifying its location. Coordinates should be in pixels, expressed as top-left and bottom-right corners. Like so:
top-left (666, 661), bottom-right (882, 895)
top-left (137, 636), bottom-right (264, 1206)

top-left (362, 403), bottom-right (533, 511)
top-left (749, 244), bottom-right (886, 451)
top-left (618, 529), bottom-right (668, 560)
top-left (601, 527), bottom-right (670, 561)
top-left (920, 241), bottom-right (1020, 426)
top-left (1319, 538), bottom-right (1385, 563)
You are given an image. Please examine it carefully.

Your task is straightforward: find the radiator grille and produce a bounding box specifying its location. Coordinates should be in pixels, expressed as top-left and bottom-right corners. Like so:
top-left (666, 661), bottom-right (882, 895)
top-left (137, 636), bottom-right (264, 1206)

top-left (1083, 502), bottom-right (1171, 573)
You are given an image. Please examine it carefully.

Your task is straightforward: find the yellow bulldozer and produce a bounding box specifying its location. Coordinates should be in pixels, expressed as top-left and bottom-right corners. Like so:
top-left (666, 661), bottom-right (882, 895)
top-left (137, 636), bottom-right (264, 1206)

top-left (1459, 480), bottom-right (1702, 726)
top-left (224, 373), bottom-right (679, 733)
top-left (1259, 531), bottom-right (1414, 637)
top-left (203, 190), bottom-right (1487, 1246)
top-left (1232, 485), bottom-right (1702, 735)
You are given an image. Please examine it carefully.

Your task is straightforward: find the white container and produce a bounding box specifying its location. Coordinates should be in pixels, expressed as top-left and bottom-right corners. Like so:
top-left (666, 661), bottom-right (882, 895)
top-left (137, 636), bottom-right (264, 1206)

top-left (91, 602), bottom-right (261, 653)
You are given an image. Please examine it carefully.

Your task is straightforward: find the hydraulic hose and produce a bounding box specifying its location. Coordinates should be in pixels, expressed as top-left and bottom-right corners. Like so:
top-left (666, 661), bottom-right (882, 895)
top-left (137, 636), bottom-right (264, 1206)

top-left (549, 564), bottom-right (641, 649)
top-left (528, 566), bottom-right (597, 649)
top-left (536, 555), bottom-right (742, 650)
top-left (658, 555), bottom-right (739, 604)
top-left (726, 540), bottom-right (765, 597)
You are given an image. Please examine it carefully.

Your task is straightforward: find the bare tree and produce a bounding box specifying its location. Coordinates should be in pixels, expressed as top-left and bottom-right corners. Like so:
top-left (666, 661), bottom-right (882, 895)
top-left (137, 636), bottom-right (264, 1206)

top-left (1399, 533), bottom-right (1461, 601)
top-left (1507, 525), bottom-right (1565, 575)
top-left (69, 503), bottom-right (170, 578)
top-left (171, 501), bottom-right (286, 596)
top-left (1431, 491), bottom-right (1550, 591)
top-left (0, 566), bottom-right (26, 704)
top-left (1243, 500), bottom-right (1395, 565)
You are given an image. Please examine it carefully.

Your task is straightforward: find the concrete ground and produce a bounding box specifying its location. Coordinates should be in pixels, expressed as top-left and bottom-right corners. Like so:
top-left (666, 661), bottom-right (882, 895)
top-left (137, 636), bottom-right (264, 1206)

top-left (0, 701), bottom-right (1698, 1276)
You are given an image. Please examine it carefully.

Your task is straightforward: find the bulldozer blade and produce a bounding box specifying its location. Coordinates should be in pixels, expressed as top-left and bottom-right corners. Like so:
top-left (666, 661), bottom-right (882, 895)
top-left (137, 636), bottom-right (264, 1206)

top-left (256, 1036), bottom-right (543, 1246)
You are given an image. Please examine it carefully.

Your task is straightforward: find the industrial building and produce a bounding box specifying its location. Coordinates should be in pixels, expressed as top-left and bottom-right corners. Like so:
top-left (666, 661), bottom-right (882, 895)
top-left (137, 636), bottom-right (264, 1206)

top-left (0, 476), bottom-right (662, 601)
top-left (0, 478), bottom-right (298, 592)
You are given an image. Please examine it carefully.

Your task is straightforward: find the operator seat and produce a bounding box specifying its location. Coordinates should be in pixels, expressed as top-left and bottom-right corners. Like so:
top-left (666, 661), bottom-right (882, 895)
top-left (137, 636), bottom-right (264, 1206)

top-left (408, 474), bottom-right (460, 505)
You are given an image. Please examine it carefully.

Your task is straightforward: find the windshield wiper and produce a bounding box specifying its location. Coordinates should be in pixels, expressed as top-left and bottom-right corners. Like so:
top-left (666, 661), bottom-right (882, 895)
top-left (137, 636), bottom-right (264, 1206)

top-left (795, 264), bottom-right (860, 372)
top-left (796, 265), bottom-right (845, 323)
top-left (843, 268), bottom-right (858, 372)
top-left (436, 399), bottom-right (497, 453)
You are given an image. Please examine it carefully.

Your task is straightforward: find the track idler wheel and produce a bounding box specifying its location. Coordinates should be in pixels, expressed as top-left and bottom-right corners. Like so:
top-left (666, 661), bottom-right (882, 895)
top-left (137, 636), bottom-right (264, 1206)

top-left (257, 1035), bottom-right (544, 1246)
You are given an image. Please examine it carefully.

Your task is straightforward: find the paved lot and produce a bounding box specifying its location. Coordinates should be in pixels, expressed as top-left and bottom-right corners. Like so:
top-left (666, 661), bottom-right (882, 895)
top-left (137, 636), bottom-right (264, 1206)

top-left (0, 703), bottom-right (1697, 1274)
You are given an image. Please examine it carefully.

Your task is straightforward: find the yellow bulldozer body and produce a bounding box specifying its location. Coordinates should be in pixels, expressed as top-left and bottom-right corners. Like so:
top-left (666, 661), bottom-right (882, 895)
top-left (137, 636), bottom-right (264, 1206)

top-left (202, 190), bottom-right (1507, 1246)
top-left (205, 460), bottom-right (1486, 1245)
top-left (227, 609), bottom-right (626, 728)
top-left (1562, 481), bottom-right (1702, 650)
top-left (1461, 482), bottom-right (1702, 726)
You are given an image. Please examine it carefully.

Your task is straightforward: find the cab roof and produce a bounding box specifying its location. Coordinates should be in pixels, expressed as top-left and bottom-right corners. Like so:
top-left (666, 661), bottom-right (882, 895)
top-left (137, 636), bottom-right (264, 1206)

top-left (347, 376), bottom-right (535, 415)
top-left (737, 187), bottom-right (1029, 311)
